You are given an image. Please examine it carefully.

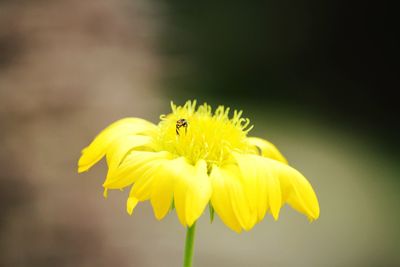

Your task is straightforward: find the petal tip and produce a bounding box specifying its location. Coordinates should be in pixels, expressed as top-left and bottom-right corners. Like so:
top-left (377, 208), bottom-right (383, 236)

top-left (229, 226), bottom-right (242, 234)
top-left (186, 220), bottom-right (195, 228)
top-left (308, 209), bottom-right (320, 222)
top-left (103, 188), bottom-right (108, 199)
top-left (154, 212), bottom-right (165, 221)
top-left (271, 212), bottom-right (280, 221)
top-left (126, 197), bottom-right (138, 215)
top-left (77, 166), bottom-right (88, 173)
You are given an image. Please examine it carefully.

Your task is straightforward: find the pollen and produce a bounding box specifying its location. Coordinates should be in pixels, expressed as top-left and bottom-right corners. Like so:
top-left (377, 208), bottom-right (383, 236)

top-left (154, 101), bottom-right (253, 167)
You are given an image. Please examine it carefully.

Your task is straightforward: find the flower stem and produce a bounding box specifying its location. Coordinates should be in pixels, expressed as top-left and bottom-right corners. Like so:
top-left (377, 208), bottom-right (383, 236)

top-left (183, 222), bottom-right (196, 267)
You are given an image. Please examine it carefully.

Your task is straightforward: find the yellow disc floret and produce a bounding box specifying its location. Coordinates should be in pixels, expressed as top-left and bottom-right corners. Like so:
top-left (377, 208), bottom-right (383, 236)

top-left (154, 101), bottom-right (254, 167)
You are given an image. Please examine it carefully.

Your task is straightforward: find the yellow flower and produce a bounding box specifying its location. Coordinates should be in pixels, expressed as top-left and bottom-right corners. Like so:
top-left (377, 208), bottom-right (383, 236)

top-left (78, 100), bottom-right (319, 232)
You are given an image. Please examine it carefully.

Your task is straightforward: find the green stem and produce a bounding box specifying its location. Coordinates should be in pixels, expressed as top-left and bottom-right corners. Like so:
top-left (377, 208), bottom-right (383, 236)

top-left (183, 222), bottom-right (197, 267)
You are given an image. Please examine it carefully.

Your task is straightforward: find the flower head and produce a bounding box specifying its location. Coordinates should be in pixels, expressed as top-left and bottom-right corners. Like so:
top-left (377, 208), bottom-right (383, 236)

top-left (78, 100), bottom-right (319, 232)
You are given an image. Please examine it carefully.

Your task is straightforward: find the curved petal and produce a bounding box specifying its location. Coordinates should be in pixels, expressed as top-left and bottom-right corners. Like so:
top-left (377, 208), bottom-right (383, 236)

top-left (235, 153), bottom-right (319, 221)
top-left (275, 161), bottom-right (320, 220)
top-left (103, 151), bottom-right (172, 189)
top-left (104, 152), bottom-right (213, 226)
top-left (150, 163), bottom-right (175, 220)
top-left (130, 164), bottom-right (164, 201)
top-left (128, 157), bottom-right (211, 223)
top-left (247, 137), bottom-right (288, 164)
top-left (211, 164), bottom-right (257, 232)
top-left (106, 135), bottom-right (153, 171)
top-left (209, 165), bottom-right (243, 233)
top-left (127, 186), bottom-right (139, 215)
top-left (78, 118), bottom-right (157, 173)
top-left (167, 158), bottom-right (211, 227)
top-left (233, 153), bottom-right (282, 221)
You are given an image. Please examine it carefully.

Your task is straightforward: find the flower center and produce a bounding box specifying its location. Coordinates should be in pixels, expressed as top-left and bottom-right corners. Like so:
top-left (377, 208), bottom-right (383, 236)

top-left (154, 101), bottom-right (253, 167)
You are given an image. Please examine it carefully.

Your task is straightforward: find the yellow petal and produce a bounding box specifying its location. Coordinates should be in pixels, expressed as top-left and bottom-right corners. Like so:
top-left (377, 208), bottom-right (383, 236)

top-left (78, 118), bottom-right (157, 173)
top-left (103, 188), bottom-right (108, 199)
top-left (221, 165), bottom-right (255, 231)
top-left (170, 158), bottom-right (212, 227)
top-left (233, 153), bottom-right (282, 221)
top-left (103, 151), bottom-right (172, 189)
top-left (150, 162), bottom-right (175, 220)
top-left (210, 163), bottom-right (257, 231)
top-left (127, 186), bottom-right (139, 215)
top-left (131, 163), bottom-right (163, 201)
top-left (237, 154), bottom-right (319, 221)
top-left (275, 161), bottom-right (320, 220)
top-left (106, 135), bottom-right (153, 171)
top-left (209, 165), bottom-right (242, 233)
top-left (247, 137), bottom-right (288, 164)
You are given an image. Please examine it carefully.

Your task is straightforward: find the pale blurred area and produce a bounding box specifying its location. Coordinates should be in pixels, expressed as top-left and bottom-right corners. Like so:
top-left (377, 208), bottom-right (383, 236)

top-left (1, 1), bottom-right (399, 267)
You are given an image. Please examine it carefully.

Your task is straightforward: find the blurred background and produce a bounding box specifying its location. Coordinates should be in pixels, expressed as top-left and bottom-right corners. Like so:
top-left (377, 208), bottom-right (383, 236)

top-left (0, 0), bottom-right (398, 266)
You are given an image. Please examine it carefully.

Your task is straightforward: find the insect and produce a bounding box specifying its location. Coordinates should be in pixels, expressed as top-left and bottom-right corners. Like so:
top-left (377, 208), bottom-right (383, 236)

top-left (176, 119), bottom-right (188, 135)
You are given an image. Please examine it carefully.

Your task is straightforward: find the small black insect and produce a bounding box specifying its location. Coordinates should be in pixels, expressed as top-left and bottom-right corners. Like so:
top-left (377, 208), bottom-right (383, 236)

top-left (176, 119), bottom-right (188, 135)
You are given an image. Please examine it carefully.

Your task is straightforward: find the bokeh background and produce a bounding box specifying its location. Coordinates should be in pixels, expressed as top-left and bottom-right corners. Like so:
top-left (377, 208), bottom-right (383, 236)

top-left (1, 1), bottom-right (398, 266)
